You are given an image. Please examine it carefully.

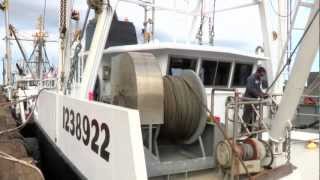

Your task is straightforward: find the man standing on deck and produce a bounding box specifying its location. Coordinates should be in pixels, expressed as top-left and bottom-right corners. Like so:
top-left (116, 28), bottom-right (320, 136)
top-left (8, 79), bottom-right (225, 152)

top-left (242, 66), bottom-right (268, 132)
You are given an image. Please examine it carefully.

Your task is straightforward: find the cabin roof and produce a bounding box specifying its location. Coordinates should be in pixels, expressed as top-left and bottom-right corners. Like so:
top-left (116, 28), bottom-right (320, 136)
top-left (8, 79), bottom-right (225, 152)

top-left (103, 42), bottom-right (268, 62)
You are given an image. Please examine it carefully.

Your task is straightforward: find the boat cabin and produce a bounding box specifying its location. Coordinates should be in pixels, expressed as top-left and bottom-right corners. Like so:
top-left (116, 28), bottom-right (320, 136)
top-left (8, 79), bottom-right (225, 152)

top-left (90, 43), bottom-right (267, 122)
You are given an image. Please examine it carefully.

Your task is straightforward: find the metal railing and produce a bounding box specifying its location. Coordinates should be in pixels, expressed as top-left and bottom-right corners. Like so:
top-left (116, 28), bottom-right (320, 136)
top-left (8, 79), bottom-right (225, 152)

top-left (224, 93), bottom-right (278, 139)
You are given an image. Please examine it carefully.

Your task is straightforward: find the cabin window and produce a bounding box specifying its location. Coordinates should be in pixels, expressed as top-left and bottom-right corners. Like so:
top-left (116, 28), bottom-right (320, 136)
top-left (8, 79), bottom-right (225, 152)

top-left (168, 57), bottom-right (197, 75)
top-left (214, 62), bottom-right (231, 86)
top-left (199, 60), bottom-right (231, 87)
top-left (199, 60), bottom-right (217, 86)
top-left (232, 63), bottom-right (253, 87)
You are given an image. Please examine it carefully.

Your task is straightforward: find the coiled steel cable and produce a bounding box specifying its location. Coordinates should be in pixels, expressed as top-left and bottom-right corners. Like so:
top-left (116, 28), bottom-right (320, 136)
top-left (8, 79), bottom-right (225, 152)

top-left (162, 75), bottom-right (204, 143)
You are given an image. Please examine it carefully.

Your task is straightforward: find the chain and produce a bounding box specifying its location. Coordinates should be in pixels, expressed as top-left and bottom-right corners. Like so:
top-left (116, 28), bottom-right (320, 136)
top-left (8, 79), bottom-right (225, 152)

top-left (65, 43), bottom-right (81, 93)
top-left (64, 6), bottom-right (91, 94)
top-left (285, 127), bottom-right (291, 163)
top-left (196, 0), bottom-right (204, 45)
top-left (209, 0), bottom-right (216, 45)
top-left (59, 0), bottom-right (67, 36)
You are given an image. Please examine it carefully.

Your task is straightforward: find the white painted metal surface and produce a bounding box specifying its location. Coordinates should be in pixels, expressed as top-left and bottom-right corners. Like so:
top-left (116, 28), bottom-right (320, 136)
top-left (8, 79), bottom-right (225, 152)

top-left (257, 0), bottom-right (276, 86)
top-left (43, 0), bottom-right (318, 178)
top-left (79, 1), bottom-right (118, 99)
top-left (270, 0), bottom-right (319, 141)
top-left (37, 91), bottom-right (148, 180)
top-left (281, 140), bottom-right (319, 180)
top-left (37, 91), bottom-right (59, 140)
top-left (102, 43), bottom-right (268, 61)
top-left (208, 90), bottom-right (237, 123)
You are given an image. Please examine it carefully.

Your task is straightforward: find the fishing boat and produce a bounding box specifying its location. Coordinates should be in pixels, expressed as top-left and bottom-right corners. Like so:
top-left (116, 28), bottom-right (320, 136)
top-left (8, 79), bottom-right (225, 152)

top-left (1, 0), bottom-right (319, 179)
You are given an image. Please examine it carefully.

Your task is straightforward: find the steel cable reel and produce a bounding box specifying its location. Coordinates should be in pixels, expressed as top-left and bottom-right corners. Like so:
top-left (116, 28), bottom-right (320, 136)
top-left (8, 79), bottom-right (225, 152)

top-left (110, 52), bottom-right (164, 125)
top-left (216, 138), bottom-right (270, 169)
top-left (162, 71), bottom-right (207, 144)
top-left (110, 52), bottom-right (207, 144)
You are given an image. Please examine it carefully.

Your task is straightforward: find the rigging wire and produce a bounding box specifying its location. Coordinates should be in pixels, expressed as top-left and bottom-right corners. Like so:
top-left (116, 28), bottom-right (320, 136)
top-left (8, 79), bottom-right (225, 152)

top-left (0, 88), bottom-right (49, 136)
top-left (28, 42), bottom-right (39, 61)
top-left (285, 0), bottom-right (291, 79)
top-left (0, 95), bottom-right (37, 107)
top-left (196, 0), bottom-right (204, 45)
top-left (269, 0), bottom-right (289, 18)
top-left (8, 25), bottom-right (35, 78)
top-left (43, 45), bottom-right (53, 69)
top-left (209, 0), bottom-right (216, 45)
top-left (267, 8), bottom-right (320, 92)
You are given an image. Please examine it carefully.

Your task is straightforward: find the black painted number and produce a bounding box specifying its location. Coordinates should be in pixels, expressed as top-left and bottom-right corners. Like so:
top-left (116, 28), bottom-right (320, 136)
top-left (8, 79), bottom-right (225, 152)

top-left (63, 106), bottom-right (69, 132)
top-left (100, 123), bottom-right (110, 162)
top-left (62, 107), bottom-right (111, 163)
top-left (82, 115), bottom-right (90, 145)
top-left (91, 119), bottom-right (100, 154)
top-left (69, 110), bottom-right (75, 136)
top-left (75, 113), bottom-right (82, 140)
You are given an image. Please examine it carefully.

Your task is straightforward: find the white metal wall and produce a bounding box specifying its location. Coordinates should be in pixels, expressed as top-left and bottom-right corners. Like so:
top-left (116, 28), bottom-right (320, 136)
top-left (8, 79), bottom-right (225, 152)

top-left (37, 91), bottom-right (147, 180)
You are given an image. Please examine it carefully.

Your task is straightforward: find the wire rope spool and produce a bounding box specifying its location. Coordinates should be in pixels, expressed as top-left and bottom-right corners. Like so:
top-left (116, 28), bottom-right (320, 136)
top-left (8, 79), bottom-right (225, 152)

top-left (216, 140), bottom-right (246, 168)
top-left (110, 52), bottom-right (164, 125)
top-left (110, 52), bottom-right (207, 144)
top-left (162, 70), bottom-right (207, 144)
top-left (216, 138), bottom-right (269, 168)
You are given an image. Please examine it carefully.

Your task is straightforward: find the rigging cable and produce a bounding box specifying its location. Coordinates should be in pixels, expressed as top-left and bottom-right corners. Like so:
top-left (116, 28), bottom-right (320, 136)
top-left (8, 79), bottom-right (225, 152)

top-left (209, 0), bottom-right (216, 45)
top-left (43, 45), bottom-right (53, 69)
top-left (286, 0), bottom-right (292, 76)
top-left (196, 0), bottom-right (204, 45)
top-left (269, 0), bottom-right (289, 18)
top-left (0, 88), bottom-right (50, 136)
top-left (266, 8), bottom-right (320, 92)
top-left (28, 42), bottom-right (39, 61)
top-left (8, 25), bottom-right (35, 78)
top-left (0, 95), bottom-right (37, 107)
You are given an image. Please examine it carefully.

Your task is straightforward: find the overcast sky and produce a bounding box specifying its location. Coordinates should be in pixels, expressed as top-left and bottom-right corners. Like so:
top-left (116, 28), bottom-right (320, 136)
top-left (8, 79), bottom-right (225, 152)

top-left (0, 0), bottom-right (318, 83)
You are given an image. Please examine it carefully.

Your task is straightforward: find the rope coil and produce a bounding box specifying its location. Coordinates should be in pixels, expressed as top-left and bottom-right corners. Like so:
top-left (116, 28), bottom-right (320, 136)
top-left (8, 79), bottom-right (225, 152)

top-left (162, 74), bottom-right (206, 144)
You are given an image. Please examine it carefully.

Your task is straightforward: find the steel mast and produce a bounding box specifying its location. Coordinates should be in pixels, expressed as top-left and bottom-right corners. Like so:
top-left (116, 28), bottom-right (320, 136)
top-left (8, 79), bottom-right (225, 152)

top-left (3, 0), bottom-right (12, 87)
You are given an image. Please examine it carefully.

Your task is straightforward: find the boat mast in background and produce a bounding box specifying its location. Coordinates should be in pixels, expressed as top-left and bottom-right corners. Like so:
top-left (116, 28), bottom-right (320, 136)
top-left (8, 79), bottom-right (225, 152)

top-left (4, 0), bottom-right (11, 87)
top-left (34, 16), bottom-right (48, 80)
top-left (0, 0), bottom-right (12, 89)
top-left (8, 16), bottom-right (54, 79)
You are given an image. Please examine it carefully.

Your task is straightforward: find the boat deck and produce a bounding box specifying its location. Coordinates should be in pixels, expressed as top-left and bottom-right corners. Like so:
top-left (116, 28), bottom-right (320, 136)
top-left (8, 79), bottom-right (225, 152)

top-left (283, 132), bottom-right (319, 180)
top-left (150, 133), bottom-right (319, 180)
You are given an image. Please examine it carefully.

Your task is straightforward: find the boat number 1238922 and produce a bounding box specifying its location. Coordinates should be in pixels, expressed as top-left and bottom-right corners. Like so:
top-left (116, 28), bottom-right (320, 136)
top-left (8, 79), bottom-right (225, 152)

top-left (62, 106), bottom-right (110, 162)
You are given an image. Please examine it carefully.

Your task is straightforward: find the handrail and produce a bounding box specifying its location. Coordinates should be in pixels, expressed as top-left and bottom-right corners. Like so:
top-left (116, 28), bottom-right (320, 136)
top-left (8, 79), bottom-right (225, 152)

top-left (211, 88), bottom-right (235, 116)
